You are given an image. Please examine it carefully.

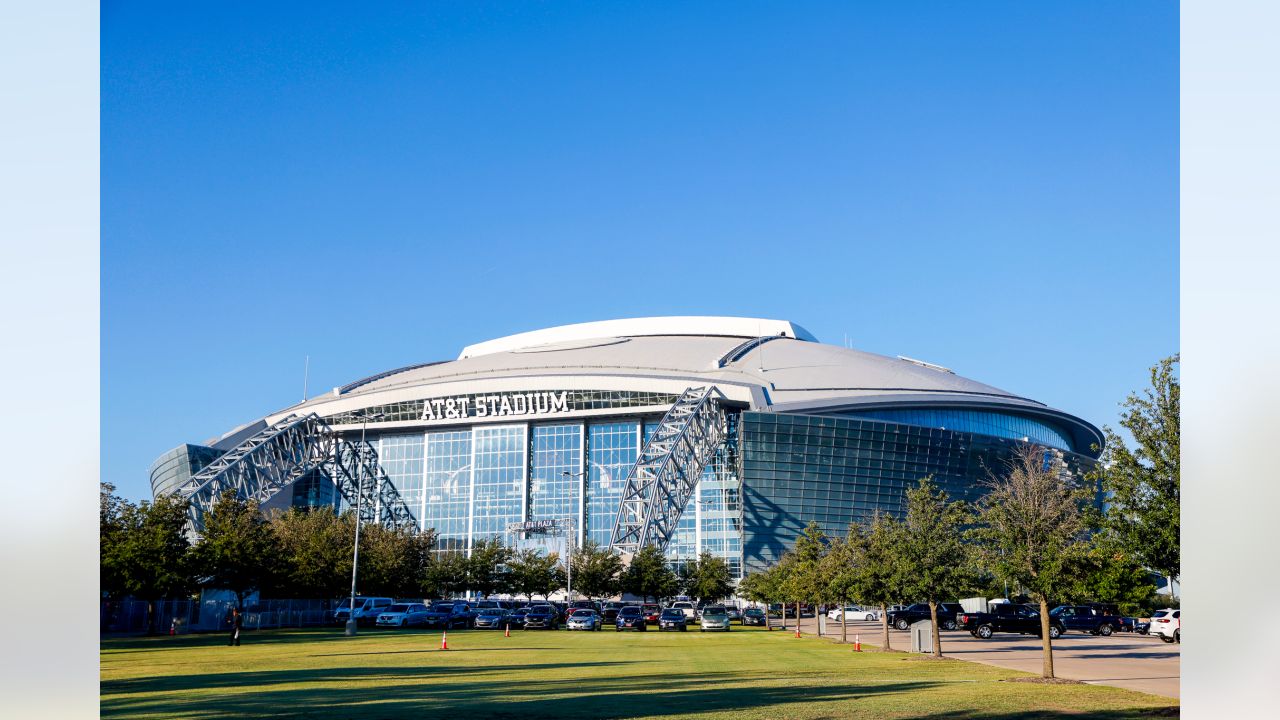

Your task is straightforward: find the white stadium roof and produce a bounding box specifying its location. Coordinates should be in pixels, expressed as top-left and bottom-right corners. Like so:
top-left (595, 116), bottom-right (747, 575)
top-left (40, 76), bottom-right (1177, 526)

top-left (242, 316), bottom-right (1100, 453)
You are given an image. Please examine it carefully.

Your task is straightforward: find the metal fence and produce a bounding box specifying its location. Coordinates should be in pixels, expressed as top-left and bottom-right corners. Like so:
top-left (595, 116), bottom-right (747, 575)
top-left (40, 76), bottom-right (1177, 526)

top-left (100, 598), bottom-right (339, 635)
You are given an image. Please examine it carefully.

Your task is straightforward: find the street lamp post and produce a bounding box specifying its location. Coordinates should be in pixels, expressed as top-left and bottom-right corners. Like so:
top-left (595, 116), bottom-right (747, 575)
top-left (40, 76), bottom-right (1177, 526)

top-left (562, 470), bottom-right (589, 603)
top-left (345, 411), bottom-right (385, 636)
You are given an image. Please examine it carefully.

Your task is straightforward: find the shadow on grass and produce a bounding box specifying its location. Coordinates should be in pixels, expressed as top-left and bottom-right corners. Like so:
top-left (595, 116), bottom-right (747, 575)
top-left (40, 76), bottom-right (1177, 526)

top-left (101, 671), bottom-right (940, 720)
top-left (909, 710), bottom-right (1177, 719)
top-left (101, 627), bottom-right (492, 654)
top-left (103, 660), bottom-right (648, 696)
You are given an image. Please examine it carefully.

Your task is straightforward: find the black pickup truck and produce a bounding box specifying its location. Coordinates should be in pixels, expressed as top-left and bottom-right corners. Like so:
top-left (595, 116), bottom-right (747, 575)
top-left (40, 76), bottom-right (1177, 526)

top-left (1048, 604), bottom-right (1123, 637)
top-left (958, 603), bottom-right (1064, 639)
top-left (887, 602), bottom-right (965, 631)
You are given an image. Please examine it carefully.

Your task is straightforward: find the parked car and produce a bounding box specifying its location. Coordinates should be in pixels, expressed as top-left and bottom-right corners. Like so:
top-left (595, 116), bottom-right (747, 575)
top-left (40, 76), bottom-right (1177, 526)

top-left (522, 605), bottom-right (560, 630)
top-left (375, 603), bottom-right (430, 627)
top-left (601, 601), bottom-right (626, 622)
top-left (334, 596), bottom-right (394, 627)
top-left (473, 608), bottom-right (514, 630)
top-left (1048, 605), bottom-right (1122, 636)
top-left (887, 603), bottom-right (964, 631)
top-left (827, 605), bottom-right (878, 622)
top-left (634, 603), bottom-right (660, 623)
top-left (508, 606), bottom-right (531, 629)
top-left (669, 601), bottom-right (697, 620)
top-left (767, 603), bottom-right (784, 618)
top-left (959, 603), bottom-right (1060, 639)
top-left (570, 600), bottom-right (601, 614)
top-left (658, 608), bottom-right (688, 632)
top-left (566, 609), bottom-right (604, 631)
top-left (699, 605), bottom-right (731, 632)
top-left (1151, 609), bottom-right (1180, 643)
top-left (743, 607), bottom-right (768, 626)
top-left (423, 601), bottom-right (473, 629)
top-left (615, 605), bottom-right (647, 631)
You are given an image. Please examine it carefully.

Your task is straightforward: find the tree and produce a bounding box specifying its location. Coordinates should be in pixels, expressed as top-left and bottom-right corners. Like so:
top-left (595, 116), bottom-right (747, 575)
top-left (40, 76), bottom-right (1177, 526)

top-left (821, 532), bottom-right (862, 644)
top-left (896, 477), bottom-right (974, 658)
top-left (358, 523), bottom-right (436, 598)
top-left (1093, 355), bottom-right (1180, 595)
top-left (1074, 542), bottom-right (1158, 614)
top-left (192, 491), bottom-right (279, 611)
top-left (100, 483), bottom-right (128, 600)
top-left (685, 551), bottom-right (734, 605)
top-left (570, 540), bottom-right (623, 599)
top-left (781, 522), bottom-right (828, 635)
top-left (622, 545), bottom-right (680, 602)
top-left (973, 444), bottom-right (1093, 678)
top-left (268, 508), bottom-right (353, 598)
top-left (467, 538), bottom-right (513, 598)
top-left (738, 565), bottom-right (783, 629)
top-left (509, 549), bottom-right (565, 600)
top-left (859, 513), bottom-right (907, 652)
top-left (425, 552), bottom-right (469, 599)
top-left (101, 490), bottom-right (194, 633)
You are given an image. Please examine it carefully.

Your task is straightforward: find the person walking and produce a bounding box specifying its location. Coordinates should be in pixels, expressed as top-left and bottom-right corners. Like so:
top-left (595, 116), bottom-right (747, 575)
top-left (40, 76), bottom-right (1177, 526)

top-left (229, 608), bottom-right (242, 647)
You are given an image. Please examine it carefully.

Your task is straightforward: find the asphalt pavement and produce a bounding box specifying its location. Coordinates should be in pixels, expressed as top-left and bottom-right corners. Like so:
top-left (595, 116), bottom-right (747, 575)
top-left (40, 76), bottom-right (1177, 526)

top-left (780, 616), bottom-right (1180, 699)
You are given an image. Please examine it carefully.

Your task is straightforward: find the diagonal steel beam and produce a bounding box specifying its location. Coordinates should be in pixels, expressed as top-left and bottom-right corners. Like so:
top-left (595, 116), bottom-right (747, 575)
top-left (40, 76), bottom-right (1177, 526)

top-left (609, 386), bottom-right (727, 555)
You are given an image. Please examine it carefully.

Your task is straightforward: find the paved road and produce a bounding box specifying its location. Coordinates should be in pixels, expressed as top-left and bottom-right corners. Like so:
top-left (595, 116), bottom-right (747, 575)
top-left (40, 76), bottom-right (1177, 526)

top-left (779, 616), bottom-right (1180, 699)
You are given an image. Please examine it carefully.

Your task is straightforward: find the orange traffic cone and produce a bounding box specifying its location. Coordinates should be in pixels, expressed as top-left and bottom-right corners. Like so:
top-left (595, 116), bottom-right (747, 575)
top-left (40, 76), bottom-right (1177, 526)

top-left (440, 631), bottom-right (449, 651)
top-left (854, 634), bottom-right (861, 652)
top-left (504, 625), bottom-right (511, 638)
top-left (794, 626), bottom-right (802, 638)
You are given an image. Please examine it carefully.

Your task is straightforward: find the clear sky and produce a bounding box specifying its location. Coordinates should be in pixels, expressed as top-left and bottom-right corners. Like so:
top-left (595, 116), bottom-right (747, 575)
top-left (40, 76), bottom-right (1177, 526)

top-left (103, 1), bottom-right (1178, 502)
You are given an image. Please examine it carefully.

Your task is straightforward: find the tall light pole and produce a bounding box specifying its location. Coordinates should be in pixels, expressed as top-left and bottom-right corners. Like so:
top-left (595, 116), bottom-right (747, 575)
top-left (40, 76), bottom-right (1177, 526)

top-left (562, 469), bottom-right (589, 603)
top-left (345, 410), bottom-right (385, 636)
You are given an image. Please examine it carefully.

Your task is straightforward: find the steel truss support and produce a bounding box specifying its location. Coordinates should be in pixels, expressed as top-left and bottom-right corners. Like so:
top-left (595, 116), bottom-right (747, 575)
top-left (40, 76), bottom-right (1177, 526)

top-left (609, 386), bottom-right (728, 555)
top-left (172, 413), bottom-right (419, 536)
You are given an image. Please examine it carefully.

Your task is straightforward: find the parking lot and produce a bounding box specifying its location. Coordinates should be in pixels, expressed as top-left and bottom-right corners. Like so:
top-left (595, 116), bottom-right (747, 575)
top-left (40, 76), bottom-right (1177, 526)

top-left (792, 616), bottom-right (1180, 698)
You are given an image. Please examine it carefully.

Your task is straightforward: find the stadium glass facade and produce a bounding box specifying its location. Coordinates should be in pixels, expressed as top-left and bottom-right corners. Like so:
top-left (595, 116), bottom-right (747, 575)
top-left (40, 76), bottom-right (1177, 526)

top-left (320, 406), bottom-right (1092, 581)
top-left (350, 416), bottom-right (746, 578)
top-left (737, 411), bottom-right (1096, 572)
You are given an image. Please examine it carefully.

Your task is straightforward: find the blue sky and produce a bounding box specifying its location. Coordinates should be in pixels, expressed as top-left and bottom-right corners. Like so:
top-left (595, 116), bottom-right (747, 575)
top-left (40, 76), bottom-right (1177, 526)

top-left (103, 1), bottom-right (1177, 501)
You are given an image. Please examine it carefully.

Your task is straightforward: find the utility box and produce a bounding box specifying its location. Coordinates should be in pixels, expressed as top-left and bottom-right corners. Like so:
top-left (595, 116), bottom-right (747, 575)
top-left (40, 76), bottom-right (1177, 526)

top-left (960, 597), bottom-right (989, 614)
top-left (910, 620), bottom-right (933, 653)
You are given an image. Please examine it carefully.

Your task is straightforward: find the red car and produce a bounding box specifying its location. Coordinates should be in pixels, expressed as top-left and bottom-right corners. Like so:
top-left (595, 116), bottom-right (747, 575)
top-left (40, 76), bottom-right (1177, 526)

top-left (642, 604), bottom-right (661, 623)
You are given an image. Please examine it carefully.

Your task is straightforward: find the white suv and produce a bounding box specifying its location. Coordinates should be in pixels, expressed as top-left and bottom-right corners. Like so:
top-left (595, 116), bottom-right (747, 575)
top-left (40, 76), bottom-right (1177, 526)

top-left (1151, 608), bottom-right (1180, 643)
top-left (670, 601), bottom-right (696, 619)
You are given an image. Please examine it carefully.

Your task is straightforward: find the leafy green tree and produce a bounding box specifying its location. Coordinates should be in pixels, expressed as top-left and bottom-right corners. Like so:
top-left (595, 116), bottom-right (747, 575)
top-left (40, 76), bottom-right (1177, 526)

top-left (739, 561), bottom-right (791, 629)
top-left (192, 491), bottom-right (280, 611)
top-left (570, 540), bottom-right (623, 599)
top-left (100, 482), bottom-right (128, 600)
top-left (101, 490), bottom-right (194, 633)
top-left (509, 549), bottom-right (565, 600)
top-left (356, 523), bottom-right (435, 598)
top-left (1092, 355), bottom-right (1180, 596)
top-left (859, 513), bottom-right (907, 651)
top-left (467, 538), bottom-right (514, 598)
top-left (973, 444), bottom-right (1093, 678)
top-left (896, 477), bottom-right (974, 658)
top-left (622, 544), bottom-right (680, 602)
top-left (781, 522), bottom-right (828, 634)
top-left (425, 552), bottom-right (469, 599)
top-left (821, 532), bottom-right (863, 643)
top-left (1075, 542), bottom-right (1158, 614)
top-left (685, 551), bottom-right (734, 605)
top-left (267, 508), bottom-right (353, 598)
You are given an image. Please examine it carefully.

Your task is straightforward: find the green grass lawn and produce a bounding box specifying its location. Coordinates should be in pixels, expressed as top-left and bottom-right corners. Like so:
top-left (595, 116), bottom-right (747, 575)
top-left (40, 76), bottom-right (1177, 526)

top-left (101, 625), bottom-right (1178, 719)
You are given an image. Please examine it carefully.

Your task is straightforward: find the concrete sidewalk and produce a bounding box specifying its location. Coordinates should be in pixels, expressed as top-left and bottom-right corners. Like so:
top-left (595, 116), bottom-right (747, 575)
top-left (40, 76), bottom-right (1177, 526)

top-left (784, 616), bottom-right (1180, 699)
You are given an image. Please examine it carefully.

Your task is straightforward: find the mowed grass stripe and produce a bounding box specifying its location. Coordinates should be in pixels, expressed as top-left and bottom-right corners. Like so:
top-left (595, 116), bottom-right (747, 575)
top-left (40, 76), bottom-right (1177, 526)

top-left (101, 626), bottom-right (1178, 719)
